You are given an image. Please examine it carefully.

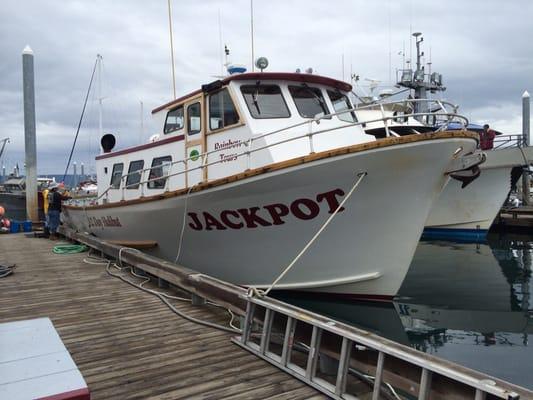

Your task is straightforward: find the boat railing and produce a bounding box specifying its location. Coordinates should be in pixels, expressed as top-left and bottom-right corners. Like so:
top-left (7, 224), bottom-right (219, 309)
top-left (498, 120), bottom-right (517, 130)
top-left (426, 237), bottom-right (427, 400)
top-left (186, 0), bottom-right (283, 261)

top-left (493, 134), bottom-right (526, 149)
top-left (354, 98), bottom-right (462, 135)
top-left (69, 105), bottom-right (469, 206)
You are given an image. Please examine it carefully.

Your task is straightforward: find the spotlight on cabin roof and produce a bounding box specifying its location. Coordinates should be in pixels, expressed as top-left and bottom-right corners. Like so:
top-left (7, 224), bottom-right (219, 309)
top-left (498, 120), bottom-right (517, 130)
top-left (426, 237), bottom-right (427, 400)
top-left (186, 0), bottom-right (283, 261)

top-left (255, 57), bottom-right (269, 72)
top-left (227, 64), bottom-right (247, 75)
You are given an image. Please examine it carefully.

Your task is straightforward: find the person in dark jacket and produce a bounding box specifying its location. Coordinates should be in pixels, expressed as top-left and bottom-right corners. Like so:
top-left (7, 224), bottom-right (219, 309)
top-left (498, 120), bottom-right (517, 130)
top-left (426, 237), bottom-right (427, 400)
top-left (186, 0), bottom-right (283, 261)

top-left (47, 183), bottom-right (70, 240)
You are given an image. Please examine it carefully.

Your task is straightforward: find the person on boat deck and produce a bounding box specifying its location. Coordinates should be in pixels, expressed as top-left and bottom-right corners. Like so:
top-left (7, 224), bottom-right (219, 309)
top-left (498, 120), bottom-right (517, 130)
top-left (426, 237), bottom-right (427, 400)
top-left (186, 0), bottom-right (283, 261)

top-left (47, 183), bottom-right (70, 240)
top-left (42, 186), bottom-right (50, 235)
top-left (0, 206), bottom-right (10, 233)
top-left (479, 124), bottom-right (496, 150)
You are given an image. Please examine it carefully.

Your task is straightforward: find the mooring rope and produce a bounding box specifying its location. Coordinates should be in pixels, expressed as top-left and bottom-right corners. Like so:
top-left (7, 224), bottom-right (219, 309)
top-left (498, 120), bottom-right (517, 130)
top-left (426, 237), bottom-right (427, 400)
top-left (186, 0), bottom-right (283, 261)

top-left (260, 171), bottom-right (368, 297)
top-left (82, 247), bottom-right (240, 334)
top-left (175, 185), bottom-right (195, 264)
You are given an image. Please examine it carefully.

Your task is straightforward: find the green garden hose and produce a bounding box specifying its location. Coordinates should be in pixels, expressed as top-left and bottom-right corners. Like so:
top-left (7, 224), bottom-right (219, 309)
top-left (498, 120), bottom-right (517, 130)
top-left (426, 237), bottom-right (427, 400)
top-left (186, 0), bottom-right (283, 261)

top-left (52, 244), bottom-right (88, 254)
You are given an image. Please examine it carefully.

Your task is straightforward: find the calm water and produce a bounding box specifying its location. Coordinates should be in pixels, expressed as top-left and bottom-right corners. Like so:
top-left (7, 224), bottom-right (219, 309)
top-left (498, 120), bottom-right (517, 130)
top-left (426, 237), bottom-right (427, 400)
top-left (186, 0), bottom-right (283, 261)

top-left (278, 233), bottom-right (533, 389)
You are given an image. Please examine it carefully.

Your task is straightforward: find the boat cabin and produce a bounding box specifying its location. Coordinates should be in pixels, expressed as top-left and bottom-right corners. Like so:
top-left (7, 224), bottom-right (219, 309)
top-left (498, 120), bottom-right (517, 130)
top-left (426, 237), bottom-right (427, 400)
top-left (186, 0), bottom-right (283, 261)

top-left (1, 177), bottom-right (25, 195)
top-left (95, 72), bottom-right (373, 203)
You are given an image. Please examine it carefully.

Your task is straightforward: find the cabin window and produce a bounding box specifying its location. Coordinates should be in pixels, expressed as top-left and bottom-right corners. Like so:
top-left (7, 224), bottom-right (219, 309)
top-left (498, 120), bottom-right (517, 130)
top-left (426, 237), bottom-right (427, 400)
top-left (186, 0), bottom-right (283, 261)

top-left (289, 85), bottom-right (330, 119)
top-left (327, 90), bottom-right (357, 123)
top-left (148, 156), bottom-right (172, 189)
top-left (125, 160), bottom-right (144, 189)
top-left (209, 88), bottom-right (240, 130)
top-left (187, 102), bottom-right (201, 135)
top-left (240, 84), bottom-right (290, 119)
top-left (164, 106), bottom-right (184, 134)
top-left (110, 163), bottom-right (124, 189)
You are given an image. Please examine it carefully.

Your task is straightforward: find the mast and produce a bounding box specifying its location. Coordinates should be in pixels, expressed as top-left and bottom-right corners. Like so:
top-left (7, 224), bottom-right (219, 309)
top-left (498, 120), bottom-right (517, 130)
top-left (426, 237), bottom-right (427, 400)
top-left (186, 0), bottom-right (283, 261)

top-left (250, 0), bottom-right (255, 71)
top-left (396, 32), bottom-right (445, 121)
top-left (167, 0), bottom-right (177, 98)
top-left (97, 54), bottom-right (103, 138)
top-left (0, 138), bottom-right (9, 184)
top-left (140, 100), bottom-right (144, 143)
top-left (0, 138), bottom-right (9, 160)
top-left (218, 9), bottom-right (223, 76)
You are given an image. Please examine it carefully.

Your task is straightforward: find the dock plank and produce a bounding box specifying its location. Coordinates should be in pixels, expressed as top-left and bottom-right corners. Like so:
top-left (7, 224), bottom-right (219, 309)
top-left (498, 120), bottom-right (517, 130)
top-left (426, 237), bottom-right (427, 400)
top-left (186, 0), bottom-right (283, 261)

top-left (0, 234), bottom-right (324, 399)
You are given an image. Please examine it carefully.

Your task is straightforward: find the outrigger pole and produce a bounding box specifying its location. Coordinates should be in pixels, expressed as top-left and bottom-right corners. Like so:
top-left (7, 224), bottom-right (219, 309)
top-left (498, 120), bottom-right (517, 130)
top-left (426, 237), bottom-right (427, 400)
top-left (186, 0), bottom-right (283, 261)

top-left (62, 57), bottom-right (98, 183)
top-left (0, 138), bottom-right (9, 161)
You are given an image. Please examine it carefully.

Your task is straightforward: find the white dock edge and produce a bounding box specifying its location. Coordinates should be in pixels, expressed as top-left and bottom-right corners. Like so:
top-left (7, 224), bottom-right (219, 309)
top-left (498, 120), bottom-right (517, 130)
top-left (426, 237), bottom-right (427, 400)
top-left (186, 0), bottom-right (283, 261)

top-left (0, 317), bottom-right (90, 400)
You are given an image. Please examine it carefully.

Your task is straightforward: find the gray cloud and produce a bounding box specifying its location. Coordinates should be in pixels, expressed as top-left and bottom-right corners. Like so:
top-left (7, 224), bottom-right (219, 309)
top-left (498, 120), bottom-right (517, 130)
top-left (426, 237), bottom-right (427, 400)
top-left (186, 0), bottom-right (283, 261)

top-left (1, 0), bottom-right (532, 174)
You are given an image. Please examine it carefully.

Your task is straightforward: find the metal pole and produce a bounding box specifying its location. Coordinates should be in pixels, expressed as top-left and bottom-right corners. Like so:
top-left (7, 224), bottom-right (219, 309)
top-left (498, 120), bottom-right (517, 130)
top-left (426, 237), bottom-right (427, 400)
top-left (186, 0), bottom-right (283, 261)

top-left (250, 0), bottom-right (255, 71)
top-left (1, 165), bottom-right (5, 184)
top-left (167, 0), bottom-right (177, 99)
top-left (140, 100), bottom-right (144, 144)
top-left (73, 162), bottom-right (78, 188)
top-left (80, 162), bottom-right (85, 181)
top-left (97, 54), bottom-right (103, 138)
top-left (522, 91), bottom-right (530, 205)
top-left (22, 45), bottom-right (38, 223)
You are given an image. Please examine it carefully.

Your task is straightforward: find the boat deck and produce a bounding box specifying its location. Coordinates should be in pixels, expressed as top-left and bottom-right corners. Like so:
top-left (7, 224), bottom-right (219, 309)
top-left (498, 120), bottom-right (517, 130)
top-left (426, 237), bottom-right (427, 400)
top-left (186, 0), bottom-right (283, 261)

top-left (0, 233), bottom-right (325, 400)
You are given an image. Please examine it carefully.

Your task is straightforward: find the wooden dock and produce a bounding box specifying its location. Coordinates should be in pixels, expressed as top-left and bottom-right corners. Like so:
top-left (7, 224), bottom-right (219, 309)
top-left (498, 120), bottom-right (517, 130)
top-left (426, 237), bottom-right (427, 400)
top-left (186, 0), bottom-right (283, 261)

top-left (0, 233), bottom-right (325, 400)
top-left (493, 205), bottom-right (533, 231)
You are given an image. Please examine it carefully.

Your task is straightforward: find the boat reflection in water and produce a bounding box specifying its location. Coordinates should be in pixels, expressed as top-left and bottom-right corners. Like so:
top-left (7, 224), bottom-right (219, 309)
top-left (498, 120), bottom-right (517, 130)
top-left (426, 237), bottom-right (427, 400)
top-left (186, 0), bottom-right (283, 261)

top-left (275, 234), bottom-right (533, 389)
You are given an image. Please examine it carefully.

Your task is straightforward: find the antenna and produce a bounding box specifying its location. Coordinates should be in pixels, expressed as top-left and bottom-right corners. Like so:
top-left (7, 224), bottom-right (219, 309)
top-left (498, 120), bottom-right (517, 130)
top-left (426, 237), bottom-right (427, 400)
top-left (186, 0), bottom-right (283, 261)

top-left (224, 44), bottom-right (230, 68)
top-left (409, 0), bottom-right (414, 62)
top-left (250, 0), bottom-right (255, 72)
top-left (350, 56), bottom-right (353, 85)
top-left (427, 46), bottom-right (432, 75)
top-left (167, 0), bottom-right (177, 99)
top-left (341, 53), bottom-right (345, 81)
top-left (140, 101), bottom-right (144, 144)
top-left (402, 41), bottom-right (406, 69)
top-left (0, 138), bottom-right (9, 158)
top-left (218, 9), bottom-right (223, 77)
top-left (388, 0), bottom-right (392, 84)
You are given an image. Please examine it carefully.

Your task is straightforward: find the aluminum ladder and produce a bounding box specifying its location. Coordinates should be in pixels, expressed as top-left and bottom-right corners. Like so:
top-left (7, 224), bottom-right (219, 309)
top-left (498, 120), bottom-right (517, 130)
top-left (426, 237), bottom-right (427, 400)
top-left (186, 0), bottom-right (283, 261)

top-left (232, 295), bottom-right (521, 400)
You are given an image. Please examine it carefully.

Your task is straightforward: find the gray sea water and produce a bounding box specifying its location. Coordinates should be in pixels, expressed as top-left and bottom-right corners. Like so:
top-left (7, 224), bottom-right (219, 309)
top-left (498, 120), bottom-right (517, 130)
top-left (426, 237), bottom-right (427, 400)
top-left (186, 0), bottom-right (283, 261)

top-left (277, 233), bottom-right (533, 390)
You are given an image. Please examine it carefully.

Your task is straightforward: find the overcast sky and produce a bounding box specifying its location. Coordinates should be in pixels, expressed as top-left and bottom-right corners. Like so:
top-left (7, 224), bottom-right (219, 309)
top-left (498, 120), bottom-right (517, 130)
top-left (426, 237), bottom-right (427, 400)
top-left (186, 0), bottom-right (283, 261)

top-left (1, 0), bottom-right (532, 175)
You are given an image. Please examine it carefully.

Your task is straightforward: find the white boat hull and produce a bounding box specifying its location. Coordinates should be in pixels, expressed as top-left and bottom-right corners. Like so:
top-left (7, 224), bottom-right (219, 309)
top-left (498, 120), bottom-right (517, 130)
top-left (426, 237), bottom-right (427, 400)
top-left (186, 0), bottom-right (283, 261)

top-left (425, 147), bottom-right (533, 237)
top-left (63, 137), bottom-right (476, 298)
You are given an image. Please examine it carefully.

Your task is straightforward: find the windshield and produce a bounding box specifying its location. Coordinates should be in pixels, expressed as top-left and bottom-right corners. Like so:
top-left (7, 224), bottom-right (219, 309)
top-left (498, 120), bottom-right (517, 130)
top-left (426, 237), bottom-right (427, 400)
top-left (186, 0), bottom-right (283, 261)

top-left (240, 84), bottom-right (290, 119)
top-left (327, 90), bottom-right (357, 123)
top-left (288, 85), bottom-right (330, 118)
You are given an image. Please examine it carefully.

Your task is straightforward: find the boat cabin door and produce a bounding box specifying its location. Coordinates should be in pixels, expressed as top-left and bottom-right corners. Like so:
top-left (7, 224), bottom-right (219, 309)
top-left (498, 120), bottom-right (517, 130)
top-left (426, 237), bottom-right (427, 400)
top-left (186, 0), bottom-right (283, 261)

top-left (184, 96), bottom-right (205, 187)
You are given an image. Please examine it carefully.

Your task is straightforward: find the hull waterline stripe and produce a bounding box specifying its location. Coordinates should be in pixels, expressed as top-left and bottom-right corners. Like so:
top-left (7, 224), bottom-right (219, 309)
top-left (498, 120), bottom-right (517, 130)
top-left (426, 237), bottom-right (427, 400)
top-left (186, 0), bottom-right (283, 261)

top-left (422, 227), bottom-right (489, 241)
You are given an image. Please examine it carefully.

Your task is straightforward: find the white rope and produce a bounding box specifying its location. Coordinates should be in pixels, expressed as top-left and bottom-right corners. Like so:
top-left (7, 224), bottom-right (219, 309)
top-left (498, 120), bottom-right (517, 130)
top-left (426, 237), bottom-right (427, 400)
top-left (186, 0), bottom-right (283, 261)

top-left (262, 171), bottom-right (368, 297)
top-left (175, 185), bottom-right (195, 264)
top-left (83, 247), bottom-right (240, 334)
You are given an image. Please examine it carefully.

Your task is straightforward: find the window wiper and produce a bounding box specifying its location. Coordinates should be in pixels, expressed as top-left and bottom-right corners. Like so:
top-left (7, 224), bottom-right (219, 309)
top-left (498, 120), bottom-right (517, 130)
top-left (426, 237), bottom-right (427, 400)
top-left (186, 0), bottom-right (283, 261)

top-left (302, 84), bottom-right (328, 114)
top-left (252, 91), bottom-right (261, 115)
